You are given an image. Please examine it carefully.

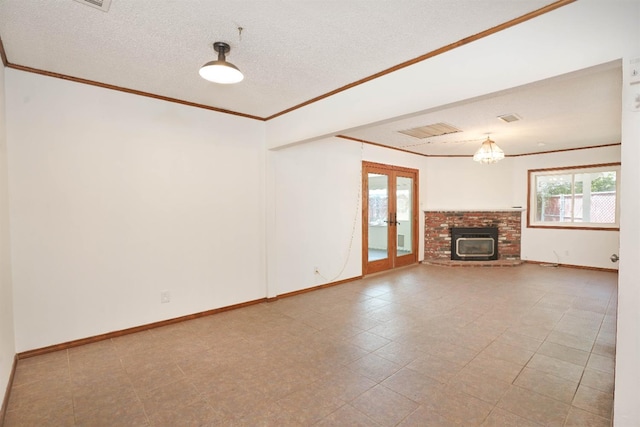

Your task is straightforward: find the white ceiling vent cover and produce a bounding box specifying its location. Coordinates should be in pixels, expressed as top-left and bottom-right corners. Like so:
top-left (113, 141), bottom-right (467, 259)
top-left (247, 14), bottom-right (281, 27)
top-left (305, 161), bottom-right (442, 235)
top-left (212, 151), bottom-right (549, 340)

top-left (73, 0), bottom-right (112, 12)
top-left (497, 113), bottom-right (521, 123)
top-left (398, 122), bottom-right (462, 139)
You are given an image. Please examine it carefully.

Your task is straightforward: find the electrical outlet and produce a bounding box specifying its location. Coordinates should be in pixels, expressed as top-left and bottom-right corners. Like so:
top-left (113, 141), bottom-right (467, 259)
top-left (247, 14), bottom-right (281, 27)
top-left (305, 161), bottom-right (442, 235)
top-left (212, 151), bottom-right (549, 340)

top-left (160, 290), bottom-right (170, 303)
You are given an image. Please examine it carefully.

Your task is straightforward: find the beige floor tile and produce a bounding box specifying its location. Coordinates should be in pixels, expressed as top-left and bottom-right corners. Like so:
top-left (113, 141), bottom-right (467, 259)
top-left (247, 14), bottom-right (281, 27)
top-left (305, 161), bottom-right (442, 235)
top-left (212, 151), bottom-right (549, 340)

top-left (125, 360), bottom-right (186, 393)
top-left (74, 398), bottom-right (150, 427)
top-left (586, 353), bottom-right (615, 374)
top-left (508, 323), bottom-right (553, 341)
top-left (565, 407), bottom-right (612, 427)
top-left (276, 385), bottom-right (346, 425)
top-left (312, 367), bottom-right (377, 402)
top-left (12, 354), bottom-right (69, 388)
top-left (314, 404), bottom-right (382, 426)
top-left (572, 384), bottom-right (613, 419)
top-left (526, 353), bottom-right (584, 382)
top-left (514, 366), bottom-right (578, 403)
top-left (581, 368), bottom-right (614, 394)
top-left (497, 385), bottom-right (570, 426)
top-left (373, 341), bottom-right (423, 366)
top-left (4, 402), bottom-right (75, 427)
top-left (555, 314), bottom-right (602, 337)
top-left (447, 368), bottom-right (511, 405)
top-left (351, 384), bottom-right (419, 426)
top-left (227, 406), bottom-right (304, 426)
top-left (7, 377), bottom-right (72, 412)
top-left (592, 341), bottom-right (616, 358)
top-left (571, 296), bottom-right (609, 313)
top-left (479, 341), bottom-right (534, 365)
top-left (495, 331), bottom-right (543, 352)
top-left (424, 388), bottom-right (494, 426)
top-left (546, 330), bottom-right (594, 352)
top-left (480, 408), bottom-right (541, 427)
top-left (147, 400), bottom-right (225, 427)
top-left (138, 378), bottom-right (203, 414)
top-left (598, 327), bottom-right (616, 342)
top-left (349, 331), bottom-right (392, 352)
top-left (111, 331), bottom-right (162, 357)
top-left (449, 329), bottom-right (497, 352)
top-left (397, 404), bottom-right (461, 427)
top-left (406, 353), bottom-right (464, 383)
top-left (73, 384), bottom-right (139, 416)
top-left (312, 341), bottom-right (370, 367)
top-left (565, 308), bottom-right (606, 322)
top-left (346, 353), bottom-right (401, 382)
top-left (381, 367), bottom-right (444, 403)
top-left (464, 354), bottom-right (524, 383)
top-left (537, 340), bottom-right (590, 366)
top-left (425, 340), bottom-right (480, 366)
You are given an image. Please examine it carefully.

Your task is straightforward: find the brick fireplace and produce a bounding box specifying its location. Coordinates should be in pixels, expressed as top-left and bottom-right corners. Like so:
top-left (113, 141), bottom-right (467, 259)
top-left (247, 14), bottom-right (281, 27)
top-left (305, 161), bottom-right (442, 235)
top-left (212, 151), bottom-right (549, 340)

top-left (424, 210), bottom-right (522, 262)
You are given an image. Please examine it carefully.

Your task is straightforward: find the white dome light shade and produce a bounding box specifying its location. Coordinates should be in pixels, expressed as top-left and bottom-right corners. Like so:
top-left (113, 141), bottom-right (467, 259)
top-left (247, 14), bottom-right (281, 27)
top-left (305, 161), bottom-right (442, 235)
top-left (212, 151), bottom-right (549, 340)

top-left (199, 42), bottom-right (244, 84)
top-left (473, 137), bottom-right (505, 164)
top-left (199, 61), bottom-right (244, 84)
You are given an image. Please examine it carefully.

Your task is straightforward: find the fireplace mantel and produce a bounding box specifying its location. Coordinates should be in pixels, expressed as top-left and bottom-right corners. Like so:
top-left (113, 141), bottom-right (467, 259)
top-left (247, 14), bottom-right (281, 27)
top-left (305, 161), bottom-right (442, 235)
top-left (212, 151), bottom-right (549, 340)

top-left (425, 208), bottom-right (526, 213)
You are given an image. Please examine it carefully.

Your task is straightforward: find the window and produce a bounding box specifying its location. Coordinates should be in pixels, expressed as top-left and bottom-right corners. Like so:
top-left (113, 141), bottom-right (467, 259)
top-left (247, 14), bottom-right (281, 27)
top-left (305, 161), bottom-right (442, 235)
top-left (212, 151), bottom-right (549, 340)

top-left (528, 163), bottom-right (620, 230)
top-left (368, 188), bottom-right (388, 226)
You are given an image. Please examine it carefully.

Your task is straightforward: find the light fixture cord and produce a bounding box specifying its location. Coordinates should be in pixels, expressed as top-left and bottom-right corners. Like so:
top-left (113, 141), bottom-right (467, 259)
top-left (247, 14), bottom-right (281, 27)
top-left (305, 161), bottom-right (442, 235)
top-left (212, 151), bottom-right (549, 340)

top-left (315, 142), bottom-right (364, 283)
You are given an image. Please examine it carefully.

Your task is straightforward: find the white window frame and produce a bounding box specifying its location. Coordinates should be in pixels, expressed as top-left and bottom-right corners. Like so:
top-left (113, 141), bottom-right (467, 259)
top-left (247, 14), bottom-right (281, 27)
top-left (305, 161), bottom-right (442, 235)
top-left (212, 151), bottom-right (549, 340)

top-left (527, 163), bottom-right (621, 230)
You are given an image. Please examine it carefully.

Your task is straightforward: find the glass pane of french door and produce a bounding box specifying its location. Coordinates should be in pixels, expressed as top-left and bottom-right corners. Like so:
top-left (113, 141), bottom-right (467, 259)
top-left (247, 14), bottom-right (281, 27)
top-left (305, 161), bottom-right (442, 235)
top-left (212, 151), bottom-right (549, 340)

top-left (367, 173), bottom-right (389, 262)
top-left (396, 176), bottom-right (413, 258)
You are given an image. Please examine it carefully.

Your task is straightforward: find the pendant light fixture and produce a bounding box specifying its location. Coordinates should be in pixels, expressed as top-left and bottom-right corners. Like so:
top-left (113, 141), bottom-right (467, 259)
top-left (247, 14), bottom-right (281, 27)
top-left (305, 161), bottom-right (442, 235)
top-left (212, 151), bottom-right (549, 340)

top-left (199, 42), bottom-right (244, 84)
top-left (473, 136), bottom-right (505, 164)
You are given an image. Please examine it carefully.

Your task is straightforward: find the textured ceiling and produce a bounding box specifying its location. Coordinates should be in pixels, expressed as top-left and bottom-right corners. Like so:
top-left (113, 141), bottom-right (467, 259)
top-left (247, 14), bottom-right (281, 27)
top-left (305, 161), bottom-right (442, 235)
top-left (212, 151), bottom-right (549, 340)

top-left (341, 61), bottom-right (622, 157)
top-left (0, 0), bottom-right (556, 118)
top-left (0, 1), bottom-right (622, 157)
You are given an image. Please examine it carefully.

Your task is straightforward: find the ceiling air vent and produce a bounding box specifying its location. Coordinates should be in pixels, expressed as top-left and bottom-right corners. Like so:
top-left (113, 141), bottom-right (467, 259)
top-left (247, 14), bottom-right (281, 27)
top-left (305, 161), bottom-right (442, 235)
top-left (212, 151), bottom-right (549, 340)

top-left (73, 0), bottom-right (112, 12)
top-left (398, 122), bottom-right (461, 139)
top-left (497, 113), bottom-right (521, 123)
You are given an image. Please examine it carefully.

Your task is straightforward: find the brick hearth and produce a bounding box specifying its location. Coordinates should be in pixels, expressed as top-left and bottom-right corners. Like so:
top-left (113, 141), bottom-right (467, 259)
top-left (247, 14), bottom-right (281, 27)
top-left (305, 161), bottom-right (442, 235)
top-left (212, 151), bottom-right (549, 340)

top-left (424, 210), bottom-right (522, 262)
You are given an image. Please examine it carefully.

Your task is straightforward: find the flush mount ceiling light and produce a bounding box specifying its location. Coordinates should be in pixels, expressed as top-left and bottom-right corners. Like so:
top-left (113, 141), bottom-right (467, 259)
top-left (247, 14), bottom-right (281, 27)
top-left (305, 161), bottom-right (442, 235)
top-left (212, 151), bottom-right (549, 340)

top-left (473, 137), bottom-right (505, 164)
top-left (199, 42), bottom-right (244, 84)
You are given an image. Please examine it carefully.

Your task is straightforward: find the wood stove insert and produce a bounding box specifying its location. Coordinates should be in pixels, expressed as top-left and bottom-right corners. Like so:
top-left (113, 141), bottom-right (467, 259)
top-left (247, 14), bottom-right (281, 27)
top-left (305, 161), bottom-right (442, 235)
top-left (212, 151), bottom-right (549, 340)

top-left (450, 227), bottom-right (499, 261)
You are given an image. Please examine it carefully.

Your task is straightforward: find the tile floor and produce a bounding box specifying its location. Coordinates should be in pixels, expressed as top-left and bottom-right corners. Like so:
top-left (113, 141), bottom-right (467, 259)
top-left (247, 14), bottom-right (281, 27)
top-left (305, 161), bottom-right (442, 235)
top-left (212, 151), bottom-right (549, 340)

top-left (4, 264), bottom-right (617, 426)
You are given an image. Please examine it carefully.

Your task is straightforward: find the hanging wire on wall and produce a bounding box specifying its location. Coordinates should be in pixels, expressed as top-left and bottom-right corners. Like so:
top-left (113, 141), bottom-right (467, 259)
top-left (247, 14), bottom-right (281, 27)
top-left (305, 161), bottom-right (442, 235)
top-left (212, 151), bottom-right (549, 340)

top-left (314, 142), bottom-right (364, 283)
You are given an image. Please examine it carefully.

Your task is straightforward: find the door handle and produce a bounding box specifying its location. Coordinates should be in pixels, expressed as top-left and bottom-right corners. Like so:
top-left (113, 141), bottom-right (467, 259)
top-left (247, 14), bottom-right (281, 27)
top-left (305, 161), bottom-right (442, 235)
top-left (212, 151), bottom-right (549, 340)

top-left (389, 212), bottom-right (399, 226)
top-left (610, 254), bottom-right (619, 263)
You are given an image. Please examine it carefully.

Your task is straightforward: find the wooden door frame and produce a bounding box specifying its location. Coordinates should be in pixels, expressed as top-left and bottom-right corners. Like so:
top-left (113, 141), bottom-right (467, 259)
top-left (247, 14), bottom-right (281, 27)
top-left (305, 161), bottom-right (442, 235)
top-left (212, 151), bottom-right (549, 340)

top-left (362, 161), bottom-right (419, 275)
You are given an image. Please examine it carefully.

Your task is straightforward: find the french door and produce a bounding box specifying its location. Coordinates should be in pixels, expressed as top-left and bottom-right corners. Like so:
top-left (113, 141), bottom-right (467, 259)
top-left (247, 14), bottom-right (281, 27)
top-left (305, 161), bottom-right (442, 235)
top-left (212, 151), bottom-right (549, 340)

top-left (363, 162), bottom-right (418, 275)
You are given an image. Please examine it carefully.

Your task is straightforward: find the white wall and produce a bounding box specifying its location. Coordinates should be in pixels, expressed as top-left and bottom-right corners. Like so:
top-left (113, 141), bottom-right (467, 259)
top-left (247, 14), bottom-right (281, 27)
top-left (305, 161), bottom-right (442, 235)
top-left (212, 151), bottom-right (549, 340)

top-left (513, 146), bottom-right (621, 270)
top-left (271, 138), bottom-right (362, 295)
top-left (0, 64), bottom-right (16, 408)
top-left (614, 49), bottom-right (640, 425)
top-left (270, 138), bottom-right (429, 295)
top-left (423, 157), bottom-right (516, 210)
top-left (5, 70), bottom-right (266, 352)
